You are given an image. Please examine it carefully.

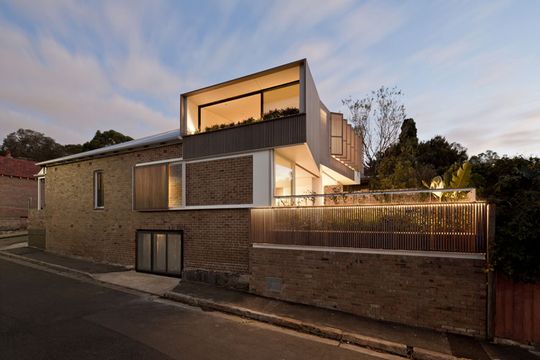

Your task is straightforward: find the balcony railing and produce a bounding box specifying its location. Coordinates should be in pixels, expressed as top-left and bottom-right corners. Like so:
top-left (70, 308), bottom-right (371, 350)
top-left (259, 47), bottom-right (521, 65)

top-left (251, 201), bottom-right (490, 253)
top-left (183, 113), bottom-right (306, 159)
top-left (274, 188), bottom-right (477, 207)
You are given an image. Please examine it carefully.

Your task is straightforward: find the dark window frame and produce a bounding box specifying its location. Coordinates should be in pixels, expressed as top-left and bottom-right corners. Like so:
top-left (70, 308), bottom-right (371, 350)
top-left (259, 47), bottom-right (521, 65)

top-left (135, 229), bottom-right (183, 278)
top-left (197, 80), bottom-right (300, 131)
top-left (93, 170), bottom-right (104, 209)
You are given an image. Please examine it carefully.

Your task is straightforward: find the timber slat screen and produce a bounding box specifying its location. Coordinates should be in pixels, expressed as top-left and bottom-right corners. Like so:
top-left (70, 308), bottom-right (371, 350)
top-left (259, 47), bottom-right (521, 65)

top-left (183, 113), bottom-right (306, 159)
top-left (251, 203), bottom-right (489, 253)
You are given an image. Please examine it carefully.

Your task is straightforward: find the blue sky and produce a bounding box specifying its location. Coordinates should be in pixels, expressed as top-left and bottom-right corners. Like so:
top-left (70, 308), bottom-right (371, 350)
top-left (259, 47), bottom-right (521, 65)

top-left (0, 0), bottom-right (538, 156)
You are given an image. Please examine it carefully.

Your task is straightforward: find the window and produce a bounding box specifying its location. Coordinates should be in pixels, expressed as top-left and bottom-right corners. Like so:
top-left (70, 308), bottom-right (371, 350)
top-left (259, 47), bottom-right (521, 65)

top-left (38, 177), bottom-right (45, 210)
top-left (134, 161), bottom-right (183, 210)
top-left (198, 82), bottom-right (300, 132)
top-left (94, 171), bottom-right (104, 208)
top-left (274, 154), bottom-right (293, 196)
top-left (295, 165), bottom-right (315, 196)
top-left (263, 83), bottom-right (300, 114)
top-left (136, 230), bottom-right (183, 277)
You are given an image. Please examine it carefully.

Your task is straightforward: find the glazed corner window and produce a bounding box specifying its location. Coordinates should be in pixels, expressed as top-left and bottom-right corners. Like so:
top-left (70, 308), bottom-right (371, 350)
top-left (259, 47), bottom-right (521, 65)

top-left (94, 170), bottom-right (104, 208)
top-left (134, 162), bottom-right (183, 210)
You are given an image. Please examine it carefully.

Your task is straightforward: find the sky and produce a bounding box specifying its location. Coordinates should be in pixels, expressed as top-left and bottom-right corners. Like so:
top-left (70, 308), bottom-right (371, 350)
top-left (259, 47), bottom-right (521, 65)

top-left (0, 0), bottom-right (539, 156)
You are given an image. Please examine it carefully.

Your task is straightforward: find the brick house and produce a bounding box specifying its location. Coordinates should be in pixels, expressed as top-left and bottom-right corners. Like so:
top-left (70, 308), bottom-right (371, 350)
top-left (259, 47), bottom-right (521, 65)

top-left (0, 153), bottom-right (39, 231)
top-left (32, 59), bottom-right (362, 283)
top-left (30, 59), bottom-right (490, 337)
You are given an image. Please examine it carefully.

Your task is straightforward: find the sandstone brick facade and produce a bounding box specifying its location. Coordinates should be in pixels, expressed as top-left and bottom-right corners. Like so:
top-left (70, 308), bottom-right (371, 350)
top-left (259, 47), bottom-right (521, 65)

top-left (39, 144), bottom-right (253, 278)
top-left (186, 156), bottom-right (253, 206)
top-left (250, 247), bottom-right (487, 337)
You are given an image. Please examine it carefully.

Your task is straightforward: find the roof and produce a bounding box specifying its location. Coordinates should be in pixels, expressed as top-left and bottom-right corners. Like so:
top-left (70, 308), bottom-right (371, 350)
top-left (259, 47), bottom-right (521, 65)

top-left (37, 128), bottom-right (182, 166)
top-left (180, 59), bottom-right (306, 98)
top-left (0, 155), bottom-right (40, 178)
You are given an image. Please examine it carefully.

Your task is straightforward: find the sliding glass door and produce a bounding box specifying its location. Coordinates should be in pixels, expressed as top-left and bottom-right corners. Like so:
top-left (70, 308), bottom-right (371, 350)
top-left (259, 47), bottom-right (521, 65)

top-left (136, 230), bottom-right (183, 277)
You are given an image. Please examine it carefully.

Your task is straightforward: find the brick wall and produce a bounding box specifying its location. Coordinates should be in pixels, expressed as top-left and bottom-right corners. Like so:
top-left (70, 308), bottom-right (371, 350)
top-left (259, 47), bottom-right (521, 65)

top-left (0, 176), bottom-right (36, 219)
top-left (43, 144), bottom-right (252, 277)
top-left (250, 247), bottom-right (487, 337)
top-left (186, 156), bottom-right (253, 206)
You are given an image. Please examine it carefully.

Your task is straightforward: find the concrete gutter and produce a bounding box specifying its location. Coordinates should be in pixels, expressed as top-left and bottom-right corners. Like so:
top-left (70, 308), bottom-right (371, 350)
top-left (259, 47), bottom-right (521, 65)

top-left (163, 291), bottom-right (471, 360)
top-left (0, 231), bottom-right (28, 239)
top-left (0, 249), bottom-right (94, 279)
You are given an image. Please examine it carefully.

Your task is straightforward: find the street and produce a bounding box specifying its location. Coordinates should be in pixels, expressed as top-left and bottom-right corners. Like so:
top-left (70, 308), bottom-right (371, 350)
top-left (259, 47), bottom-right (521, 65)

top-left (0, 257), bottom-right (388, 360)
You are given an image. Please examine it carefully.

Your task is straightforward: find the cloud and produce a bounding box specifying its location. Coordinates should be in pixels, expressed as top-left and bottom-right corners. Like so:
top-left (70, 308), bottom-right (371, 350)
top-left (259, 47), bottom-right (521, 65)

top-left (0, 21), bottom-right (176, 144)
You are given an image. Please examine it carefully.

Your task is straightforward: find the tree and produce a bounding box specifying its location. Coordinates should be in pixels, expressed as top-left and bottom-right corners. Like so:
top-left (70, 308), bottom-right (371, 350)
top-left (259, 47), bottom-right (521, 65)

top-left (416, 136), bottom-right (468, 184)
top-left (342, 86), bottom-right (406, 170)
top-left (1, 129), bottom-right (66, 162)
top-left (370, 118), bottom-right (420, 189)
top-left (81, 130), bottom-right (133, 152)
top-left (470, 153), bottom-right (540, 282)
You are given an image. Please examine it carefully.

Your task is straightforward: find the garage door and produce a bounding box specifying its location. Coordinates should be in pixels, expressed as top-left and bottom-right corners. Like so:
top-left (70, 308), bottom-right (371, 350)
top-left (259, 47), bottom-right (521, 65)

top-left (136, 230), bottom-right (183, 277)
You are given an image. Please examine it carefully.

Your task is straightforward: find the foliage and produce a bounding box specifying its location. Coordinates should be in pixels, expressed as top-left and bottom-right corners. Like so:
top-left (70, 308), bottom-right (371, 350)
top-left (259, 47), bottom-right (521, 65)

top-left (81, 130), bottom-right (133, 152)
top-left (0, 128), bottom-right (134, 161)
top-left (416, 136), bottom-right (468, 180)
top-left (470, 153), bottom-right (540, 282)
top-left (0, 128), bottom-right (66, 162)
top-left (370, 119), bottom-right (470, 191)
top-left (449, 161), bottom-right (471, 188)
top-left (370, 118), bottom-right (420, 189)
top-left (204, 107), bottom-right (299, 132)
top-left (342, 86), bottom-right (406, 170)
top-left (262, 107), bottom-right (299, 120)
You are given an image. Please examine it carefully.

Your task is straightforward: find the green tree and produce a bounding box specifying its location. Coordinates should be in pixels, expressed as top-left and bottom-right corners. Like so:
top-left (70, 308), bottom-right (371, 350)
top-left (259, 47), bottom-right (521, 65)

top-left (81, 130), bottom-right (133, 152)
top-left (416, 136), bottom-right (468, 183)
top-left (471, 152), bottom-right (540, 282)
top-left (371, 118), bottom-right (420, 189)
top-left (1, 129), bottom-right (66, 162)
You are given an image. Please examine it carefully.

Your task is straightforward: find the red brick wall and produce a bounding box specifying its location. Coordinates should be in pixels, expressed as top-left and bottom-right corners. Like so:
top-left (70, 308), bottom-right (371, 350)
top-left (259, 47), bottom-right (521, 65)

top-left (250, 247), bottom-right (487, 337)
top-left (0, 176), bottom-right (36, 219)
top-left (43, 144), bottom-right (252, 276)
top-left (186, 156), bottom-right (253, 206)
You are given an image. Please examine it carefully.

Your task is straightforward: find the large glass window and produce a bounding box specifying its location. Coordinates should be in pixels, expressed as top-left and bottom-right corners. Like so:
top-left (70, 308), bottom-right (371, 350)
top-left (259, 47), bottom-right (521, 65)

top-left (198, 82), bottom-right (300, 132)
top-left (274, 154), bottom-right (293, 196)
top-left (295, 165), bottom-right (315, 196)
top-left (263, 83), bottom-right (300, 114)
top-left (200, 94), bottom-right (260, 131)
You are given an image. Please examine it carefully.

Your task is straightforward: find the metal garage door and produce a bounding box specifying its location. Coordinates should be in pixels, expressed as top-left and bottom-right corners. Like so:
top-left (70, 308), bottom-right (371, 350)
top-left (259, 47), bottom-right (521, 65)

top-left (136, 230), bottom-right (183, 277)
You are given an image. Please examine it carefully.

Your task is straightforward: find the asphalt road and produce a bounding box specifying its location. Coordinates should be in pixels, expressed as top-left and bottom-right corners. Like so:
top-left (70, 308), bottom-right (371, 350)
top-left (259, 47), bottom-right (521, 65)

top-left (0, 258), bottom-right (389, 360)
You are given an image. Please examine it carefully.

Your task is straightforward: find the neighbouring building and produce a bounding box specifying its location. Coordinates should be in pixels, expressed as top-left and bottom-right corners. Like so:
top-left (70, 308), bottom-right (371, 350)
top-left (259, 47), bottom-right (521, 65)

top-left (30, 59), bottom-right (491, 338)
top-left (0, 153), bottom-right (39, 231)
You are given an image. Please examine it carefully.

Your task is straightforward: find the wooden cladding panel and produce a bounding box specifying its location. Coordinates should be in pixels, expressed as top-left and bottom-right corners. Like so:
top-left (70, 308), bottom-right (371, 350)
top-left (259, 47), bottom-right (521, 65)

top-left (183, 114), bottom-right (306, 159)
top-left (134, 164), bottom-right (168, 210)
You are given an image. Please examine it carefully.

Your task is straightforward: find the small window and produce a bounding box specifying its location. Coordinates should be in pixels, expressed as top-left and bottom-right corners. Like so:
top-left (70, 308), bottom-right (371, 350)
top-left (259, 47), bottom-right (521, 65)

top-left (38, 177), bottom-right (46, 210)
top-left (94, 170), bottom-right (104, 208)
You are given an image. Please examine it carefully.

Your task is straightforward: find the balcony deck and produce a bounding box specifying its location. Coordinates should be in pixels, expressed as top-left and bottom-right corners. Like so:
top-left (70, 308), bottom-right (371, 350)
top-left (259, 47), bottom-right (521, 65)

top-left (183, 113), bottom-right (306, 159)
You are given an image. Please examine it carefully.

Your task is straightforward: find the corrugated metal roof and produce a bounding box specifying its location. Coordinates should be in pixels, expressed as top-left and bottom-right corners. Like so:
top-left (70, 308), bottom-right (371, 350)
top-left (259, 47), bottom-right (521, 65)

top-left (37, 128), bottom-right (181, 166)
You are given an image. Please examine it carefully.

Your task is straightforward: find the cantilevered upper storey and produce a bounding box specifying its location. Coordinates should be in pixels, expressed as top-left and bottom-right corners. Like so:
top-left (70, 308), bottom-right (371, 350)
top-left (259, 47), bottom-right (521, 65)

top-left (180, 59), bottom-right (362, 183)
